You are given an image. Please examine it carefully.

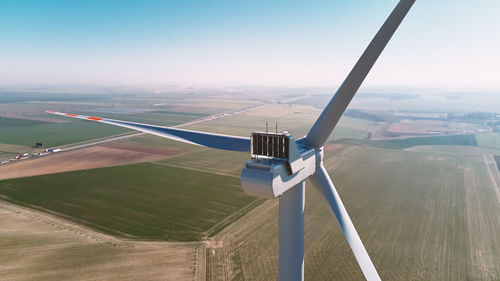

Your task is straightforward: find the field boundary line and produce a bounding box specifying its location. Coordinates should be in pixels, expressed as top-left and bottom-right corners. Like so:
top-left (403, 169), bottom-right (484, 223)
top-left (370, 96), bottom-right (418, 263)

top-left (483, 154), bottom-right (500, 204)
top-left (0, 199), bottom-right (201, 246)
top-left (203, 199), bottom-right (265, 239)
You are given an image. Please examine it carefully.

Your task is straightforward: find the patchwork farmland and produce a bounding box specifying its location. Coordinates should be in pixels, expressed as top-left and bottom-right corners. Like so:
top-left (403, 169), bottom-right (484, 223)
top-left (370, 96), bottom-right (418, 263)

top-left (1, 93), bottom-right (500, 280)
top-left (207, 145), bottom-right (500, 280)
top-left (0, 163), bottom-right (260, 241)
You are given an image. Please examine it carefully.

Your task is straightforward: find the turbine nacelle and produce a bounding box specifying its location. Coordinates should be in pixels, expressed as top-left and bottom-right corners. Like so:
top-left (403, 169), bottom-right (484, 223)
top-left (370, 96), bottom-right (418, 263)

top-left (240, 131), bottom-right (321, 198)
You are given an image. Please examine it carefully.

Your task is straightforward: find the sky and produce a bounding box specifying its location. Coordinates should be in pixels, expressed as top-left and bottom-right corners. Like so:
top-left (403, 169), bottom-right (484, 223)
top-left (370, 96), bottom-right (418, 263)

top-left (0, 0), bottom-right (499, 90)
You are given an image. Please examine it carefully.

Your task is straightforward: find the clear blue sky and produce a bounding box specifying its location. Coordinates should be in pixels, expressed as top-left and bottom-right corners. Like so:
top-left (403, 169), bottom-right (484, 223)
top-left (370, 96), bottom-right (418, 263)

top-left (1, 0), bottom-right (498, 90)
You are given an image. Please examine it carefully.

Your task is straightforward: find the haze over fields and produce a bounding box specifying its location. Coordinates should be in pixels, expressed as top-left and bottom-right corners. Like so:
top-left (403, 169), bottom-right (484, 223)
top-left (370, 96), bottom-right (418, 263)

top-left (0, 86), bottom-right (499, 280)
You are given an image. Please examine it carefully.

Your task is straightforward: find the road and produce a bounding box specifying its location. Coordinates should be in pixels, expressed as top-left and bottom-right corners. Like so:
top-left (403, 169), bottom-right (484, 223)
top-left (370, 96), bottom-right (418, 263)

top-left (54, 95), bottom-right (307, 152)
top-left (1, 96), bottom-right (308, 164)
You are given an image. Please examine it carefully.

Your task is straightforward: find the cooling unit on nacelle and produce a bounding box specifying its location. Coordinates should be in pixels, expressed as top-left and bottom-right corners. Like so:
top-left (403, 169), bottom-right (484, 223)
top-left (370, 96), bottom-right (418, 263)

top-left (241, 131), bottom-right (317, 198)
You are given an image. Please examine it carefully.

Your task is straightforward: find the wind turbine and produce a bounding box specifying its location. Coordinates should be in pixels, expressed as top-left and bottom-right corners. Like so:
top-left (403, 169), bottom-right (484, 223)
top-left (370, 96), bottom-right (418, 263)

top-left (46, 0), bottom-right (416, 280)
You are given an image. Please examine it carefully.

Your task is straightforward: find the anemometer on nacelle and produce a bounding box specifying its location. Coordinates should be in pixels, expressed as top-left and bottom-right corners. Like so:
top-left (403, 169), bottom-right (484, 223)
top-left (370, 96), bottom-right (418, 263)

top-left (241, 130), bottom-right (319, 198)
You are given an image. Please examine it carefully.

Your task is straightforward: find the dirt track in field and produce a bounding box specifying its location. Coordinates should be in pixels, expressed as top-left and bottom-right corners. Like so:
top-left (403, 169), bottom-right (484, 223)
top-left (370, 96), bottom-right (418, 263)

top-left (0, 142), bottom-right (185, 181)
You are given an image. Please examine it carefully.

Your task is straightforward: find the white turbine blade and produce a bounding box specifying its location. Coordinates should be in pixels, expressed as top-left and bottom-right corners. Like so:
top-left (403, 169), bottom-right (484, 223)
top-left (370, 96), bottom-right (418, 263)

top-left (45, 110), bottom-right (250, 152)
top-left (306, 0), bottom-right (416, 148)
top-left (310, 165), bottom-right (381, 281)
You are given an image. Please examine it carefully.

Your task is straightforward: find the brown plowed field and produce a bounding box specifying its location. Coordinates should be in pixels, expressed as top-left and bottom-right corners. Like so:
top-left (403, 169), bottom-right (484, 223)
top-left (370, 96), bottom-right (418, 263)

top-left (0, 142), bottom-right (185, 181)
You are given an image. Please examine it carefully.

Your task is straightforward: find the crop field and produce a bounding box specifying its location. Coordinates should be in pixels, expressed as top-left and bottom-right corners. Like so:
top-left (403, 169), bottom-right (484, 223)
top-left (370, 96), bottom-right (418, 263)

top-left (0, 201), bottom-right (201, 281)
top-left (0, 116), bottom-right (47, 127)
top-left (0, 115), bottom-right (130, 147)
top-left (407, 145), bottom-right (500, 156)
top-left (382, 119), bottom-right (486, 138)
top-left (158, 148), bottom-right (248, 178)
top-left (379, 134), bottom-right (478, 148)
top-left (2, 92), bottom-right (500, 280)
top-left (0, 163), bottom-right (260, 241)
top-left (184, 104), bottom-right (319, 137)
top-left (124, 133), bottom-right (205, 152)
top-left (0, 152), bottom-right (11, 160)
top-left (207, 145), bottom-right (500, 281)
top-left (0, 108), bottom-right (211, 149)
top-left (0, 142), bottom-right (186, 181)
top-left (185, 103), bottom-right (380, 141)
top-left (334, 134), bottom-right (478, 150)
top-left (0, 143), bottom-right (36, 159)
top-left (476, 133), bottom-right (500, 150)
top-left (0, 91), bottom-right (267, 149)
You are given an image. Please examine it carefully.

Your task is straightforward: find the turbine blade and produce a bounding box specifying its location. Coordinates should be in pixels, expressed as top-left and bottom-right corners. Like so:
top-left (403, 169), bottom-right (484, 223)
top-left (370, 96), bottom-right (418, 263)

top-left (306, 0), bottom-right (416, 148)
top-left (310, 165), bottom-right (381, 281)
top-left (45, 110), bottom-right (250, 152)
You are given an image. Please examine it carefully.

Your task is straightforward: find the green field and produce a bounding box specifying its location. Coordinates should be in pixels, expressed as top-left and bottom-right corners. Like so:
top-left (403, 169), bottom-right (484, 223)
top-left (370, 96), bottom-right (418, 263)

top-left (0, 115), bottom-right (130, 147)
top-left (125, 133), bottom-right (205, 152)
top-left (380, 134), bottom-right (478, 148)
top-left (0, 108), bottom-right (208, 148)
top-left (334, 134), bottom-right (478, 149)
top-left (2, 93), bottom-right (500, 280)
top-left (406, 145), bottom-right (500, 156)
top-left (0, 116), bottom-right (47, 127)
top-left (158, 148), bottom-right (249, 178)
top-left (0, 163), bottom-right (260, 241)
top-left (0, 92), bottom-right (254, 149)
top-left (0, 151), bottom-right (11, 158)
top-left (476, 133), bottom-right (500, 150)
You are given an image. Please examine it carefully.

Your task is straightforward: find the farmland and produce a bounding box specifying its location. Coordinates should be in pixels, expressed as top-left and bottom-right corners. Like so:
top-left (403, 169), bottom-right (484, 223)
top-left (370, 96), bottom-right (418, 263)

top-left (378, 133), bottom-right (478, 148)
top-left (76, 111), bottom-right (205, 127)
top-left (0, 107), bottom-right (211, 149)
top-left (185, 103), bottom-right (380, 141)
top-left (1, 90), bottom-right (500, 280)
top-left (0, 201), bottom-right (201, 281)
top-left (334, 134), bottom-right (479, 150)
top-left (3, 138), bottom-right (500, 280)
top-left (207, 145), bottom-right (500, 280)
top-left (0, 142), bottom-right (186, 181)
top-left (0, 115), bottom-right (130, 147)
top-left (0, 90), bottom-right (264, 153)
top-left (406, 145), bottom-right (500, 157)
top-left (0, 143), bottom-right (38, 159)
top-left (158, 148), bottom-right (249, 178)
top-left (0, 163), bottom-right (260, 241)
top-left (476, 133), bottom-right (500, 150)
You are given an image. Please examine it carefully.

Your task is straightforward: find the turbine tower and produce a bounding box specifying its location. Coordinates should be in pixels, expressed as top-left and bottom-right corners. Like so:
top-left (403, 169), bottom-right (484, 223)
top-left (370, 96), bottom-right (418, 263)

top-left (46, 1), bottom-right (416, 280)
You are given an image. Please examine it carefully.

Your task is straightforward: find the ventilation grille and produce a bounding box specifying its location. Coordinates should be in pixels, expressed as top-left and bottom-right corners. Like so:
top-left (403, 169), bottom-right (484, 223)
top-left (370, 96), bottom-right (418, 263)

top-left (251, 132), bottom-right (289, 159)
